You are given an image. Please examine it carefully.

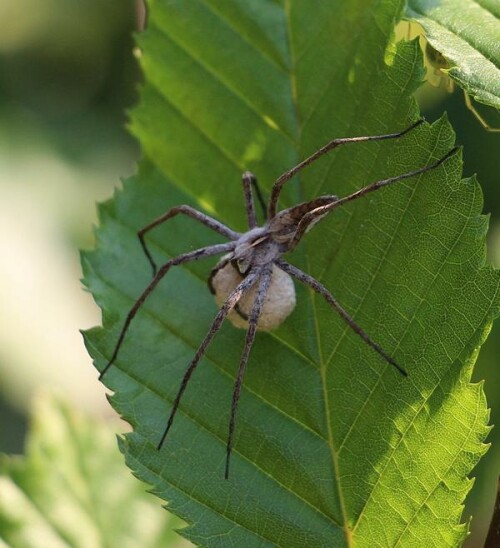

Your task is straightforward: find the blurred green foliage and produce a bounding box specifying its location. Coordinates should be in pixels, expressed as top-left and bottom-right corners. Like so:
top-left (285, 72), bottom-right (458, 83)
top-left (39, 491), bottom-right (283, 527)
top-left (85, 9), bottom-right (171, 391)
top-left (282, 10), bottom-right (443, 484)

top-left (0, 0), bottom-right (141, 451)
top-left (0, 0), bottom-right (497, 546)
top-left (0, 394), bottom-right (189, 547)
top-left (0, 0), bottom-right (140, 161)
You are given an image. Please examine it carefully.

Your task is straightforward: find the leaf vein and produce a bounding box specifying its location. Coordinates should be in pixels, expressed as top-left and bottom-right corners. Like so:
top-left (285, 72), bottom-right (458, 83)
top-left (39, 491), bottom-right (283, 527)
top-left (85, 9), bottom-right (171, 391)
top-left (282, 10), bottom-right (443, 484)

top-left (149, 20), bottom-right (296, 142)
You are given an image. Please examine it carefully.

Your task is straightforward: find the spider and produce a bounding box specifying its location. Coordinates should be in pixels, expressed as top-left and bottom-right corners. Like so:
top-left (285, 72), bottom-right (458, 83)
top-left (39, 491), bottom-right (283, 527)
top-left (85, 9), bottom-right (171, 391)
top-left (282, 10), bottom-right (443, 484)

top-left (401, 22), bottom-right (499, 132)
top-left (100, 118), bottom-right (457, 478)
top-left (424, 42), bottom-right (500, 132)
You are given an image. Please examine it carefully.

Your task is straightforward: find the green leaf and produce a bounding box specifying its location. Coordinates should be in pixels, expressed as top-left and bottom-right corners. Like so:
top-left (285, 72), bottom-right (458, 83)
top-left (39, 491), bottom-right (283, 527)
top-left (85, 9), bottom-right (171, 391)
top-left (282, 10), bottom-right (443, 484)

top-left (405, 0), bottom-right (500, 108)
top-left (82, 0), bottom-right (499, 546)
top-left (0, 394), bottom-right (188, 548)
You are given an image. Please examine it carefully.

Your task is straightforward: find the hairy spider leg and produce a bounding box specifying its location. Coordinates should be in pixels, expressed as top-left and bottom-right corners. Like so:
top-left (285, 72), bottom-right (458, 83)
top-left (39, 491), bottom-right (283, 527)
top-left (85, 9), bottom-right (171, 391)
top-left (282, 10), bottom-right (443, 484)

top-left (100, 241), bottom-right (236, 379)
top-left (138, 205), bottom-right (240, 277)
top-left (276, 259), bottom-right (407, 377)
top-left (251, 174), bottom-right (268, 222)
top-left (242, 172), bottom-right (259, 229)
top-left (242, 171), bottom-right (268, 229)
top-left (157, 268), bottom-right (263, 451)
top-left (463, 91), bottom-right (500, 133)
top-left (225, 264), bottom-right (272, 479)
top-left (290, 146), bottom-right (460, 249)
top-left (268, 119), bottom-right (425, 218)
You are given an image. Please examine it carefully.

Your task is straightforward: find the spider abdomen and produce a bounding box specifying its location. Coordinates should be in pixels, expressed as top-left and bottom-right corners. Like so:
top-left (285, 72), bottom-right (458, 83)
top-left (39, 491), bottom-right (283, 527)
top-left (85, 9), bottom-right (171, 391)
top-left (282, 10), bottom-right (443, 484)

top-left (210, 262), bottom-right (296, 330)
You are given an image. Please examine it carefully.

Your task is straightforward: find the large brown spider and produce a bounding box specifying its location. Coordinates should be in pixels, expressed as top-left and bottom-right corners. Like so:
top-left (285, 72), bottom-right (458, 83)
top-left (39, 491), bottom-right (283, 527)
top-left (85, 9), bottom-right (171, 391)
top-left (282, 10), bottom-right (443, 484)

top-left (100, 119), bottom-right (457, 478)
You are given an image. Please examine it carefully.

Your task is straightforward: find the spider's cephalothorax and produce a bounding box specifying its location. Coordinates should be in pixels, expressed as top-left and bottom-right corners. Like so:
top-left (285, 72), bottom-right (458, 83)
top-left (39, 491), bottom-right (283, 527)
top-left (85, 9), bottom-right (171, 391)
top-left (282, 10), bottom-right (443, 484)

top-left (208, 194), bottom-right (337, 329)
top-left (99, 119), bottom-right (458, 479)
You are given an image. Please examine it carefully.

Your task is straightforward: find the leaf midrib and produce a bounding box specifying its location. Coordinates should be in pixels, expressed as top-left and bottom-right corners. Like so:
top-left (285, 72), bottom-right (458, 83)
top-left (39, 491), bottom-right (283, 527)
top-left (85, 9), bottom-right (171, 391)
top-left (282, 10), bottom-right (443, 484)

top-left (310, 261), bottom-right (352, 545)
top-left (283, 0), bottom-right (351, 543)
top-left (199, 0), bottom-right (289, 73)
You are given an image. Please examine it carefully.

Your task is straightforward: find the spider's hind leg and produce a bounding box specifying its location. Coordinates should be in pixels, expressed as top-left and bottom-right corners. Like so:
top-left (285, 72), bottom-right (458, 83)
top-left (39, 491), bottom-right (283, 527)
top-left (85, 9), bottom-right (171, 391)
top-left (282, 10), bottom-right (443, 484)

top-left (225, 264), bottom-right (272, 479)
top-left (157, 267), bottom-right (262, 454)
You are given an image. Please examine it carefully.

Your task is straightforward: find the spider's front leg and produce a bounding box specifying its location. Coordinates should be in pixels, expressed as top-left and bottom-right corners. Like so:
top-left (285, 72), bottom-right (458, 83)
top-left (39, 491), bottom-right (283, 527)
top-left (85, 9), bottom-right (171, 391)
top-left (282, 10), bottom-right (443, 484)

top-left (241, 172), bottom-right (267, 229)
top-left (138, 205), bottom-right (240, 277)
top-left (289, 146), bottom-right (459, 249)
top-left (268, 119), bottom-right (425, 217)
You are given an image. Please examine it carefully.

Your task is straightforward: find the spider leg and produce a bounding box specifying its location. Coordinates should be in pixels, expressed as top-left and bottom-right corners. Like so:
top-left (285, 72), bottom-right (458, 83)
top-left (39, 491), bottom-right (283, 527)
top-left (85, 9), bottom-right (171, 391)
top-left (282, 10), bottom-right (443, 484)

top-left (252, 175), bottom-right (267, 222)
top-left (100, 241), bottom-right (235, 380)
top-left (242, 172), bottom-right (267, 228)
top-left (138, 205), bottom-right (240, 277)
top-left (290, 146), bottom-right (459, 249)
top-left (242, 172), bottom-right (258, 229)
top-left (276, 259), bottom-right (407, 376)
top-left (268, 119), bottom-right (424, 217)
top-left (157, 267), bottom-right (263, 451)
top-left (225, 264), bottom-right (272, 479)
top-left (207, 257), bottom-right (251, 322)
top-left (463, 90), bottom-right (500, 132)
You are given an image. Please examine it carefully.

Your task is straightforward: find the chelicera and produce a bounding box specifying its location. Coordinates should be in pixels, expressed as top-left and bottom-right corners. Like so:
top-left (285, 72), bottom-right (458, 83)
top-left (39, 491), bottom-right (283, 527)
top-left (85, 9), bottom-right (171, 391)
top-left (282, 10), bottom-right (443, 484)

top-left (100, 119), bottom-right (457, 478)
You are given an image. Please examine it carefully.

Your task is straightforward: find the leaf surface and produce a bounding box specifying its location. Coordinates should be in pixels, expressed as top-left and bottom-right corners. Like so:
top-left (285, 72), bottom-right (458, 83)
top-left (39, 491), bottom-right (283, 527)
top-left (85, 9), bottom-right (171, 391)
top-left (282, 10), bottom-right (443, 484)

top-left (83, 0), bottom-right (498, 546)
top-left (406, 0), bottom-right (500, 108)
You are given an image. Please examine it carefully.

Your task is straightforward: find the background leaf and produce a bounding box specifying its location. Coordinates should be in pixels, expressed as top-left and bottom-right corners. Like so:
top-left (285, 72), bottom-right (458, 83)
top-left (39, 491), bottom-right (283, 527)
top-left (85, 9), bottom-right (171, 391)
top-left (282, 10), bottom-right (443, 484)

top-left (0, 394), bottom-right (188, 548)
top-left (82, 0), bottom-right (499, 546)
top-left (406, 0), bottom-right (500, 109)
